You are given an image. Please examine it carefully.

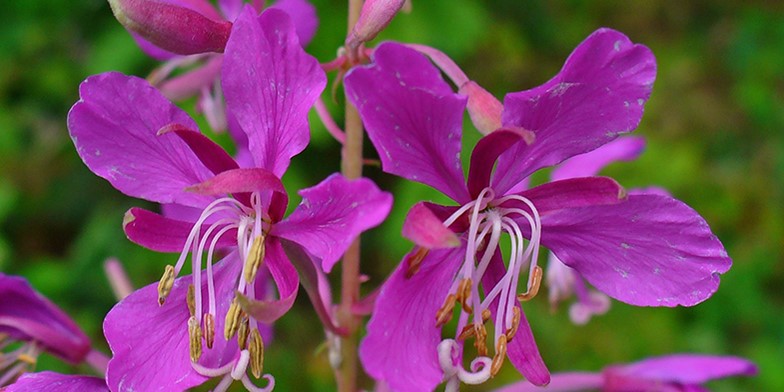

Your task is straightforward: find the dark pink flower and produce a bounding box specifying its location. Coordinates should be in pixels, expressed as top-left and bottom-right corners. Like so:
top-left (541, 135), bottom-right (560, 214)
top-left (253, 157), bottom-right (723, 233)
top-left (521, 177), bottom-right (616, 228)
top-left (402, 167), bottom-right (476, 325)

top-left (344, 29), bottom-right (730, 391)
top-left (68, 7), bottom-right (390, 391)
top-left (3, 372), bottom-right (108, 392)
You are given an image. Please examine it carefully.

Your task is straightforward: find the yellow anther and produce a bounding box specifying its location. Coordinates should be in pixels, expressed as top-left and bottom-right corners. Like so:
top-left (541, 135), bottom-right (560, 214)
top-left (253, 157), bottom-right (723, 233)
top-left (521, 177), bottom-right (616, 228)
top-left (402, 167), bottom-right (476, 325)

top-left (249, 328), bottom-right (264, 379)
top-left (481, 309), bottom-right (492, 323)
top-left (203, 313), bottom-right (215, 349)
top-left (224, 296), bottom-right (243, 340)
top-left (490, 334), bottom-right (507, 377)
top-left (186, 284), bottom-right (195, 316)
top-left (157, 264), bottom-right (176, 306)
top-left (435, 294), bottom-right (457, 327)
top-left (457, 278), bottom-right (473, 313)
top-left (237, 316), bottom-right (250, 350)
top-left (404, 247), bottom-right (430, 278)
top-left (17, 353), bottom-right (37, 366)
top-left (243, 235), bottom-right (265, 283)
top-left (518, 266), bottom-right (543, 301)
top-left (474, 323), bottom-right (488, 357)
top-left (505, 307), bottom-right (521, 342)
top-left (188, 316), bottom-right (203, 363)
top-left (457, 324), bottom-right (475, 341)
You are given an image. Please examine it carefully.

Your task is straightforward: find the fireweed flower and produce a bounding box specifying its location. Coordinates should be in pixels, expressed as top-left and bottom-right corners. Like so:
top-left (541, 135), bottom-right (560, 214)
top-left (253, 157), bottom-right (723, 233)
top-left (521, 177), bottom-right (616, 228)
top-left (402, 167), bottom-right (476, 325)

top-left (68, 7), bottom-right (391, 391)
top-left (345, 30), bottom-right (731, 391)
top-left (116, 0), bottom-right (317, 131)
top-left (0, 274), bottom-right (92, 386)
top-left (494, 354), bottom-right (757, 392)
top-left (3, 372), bottom-right (109, 392)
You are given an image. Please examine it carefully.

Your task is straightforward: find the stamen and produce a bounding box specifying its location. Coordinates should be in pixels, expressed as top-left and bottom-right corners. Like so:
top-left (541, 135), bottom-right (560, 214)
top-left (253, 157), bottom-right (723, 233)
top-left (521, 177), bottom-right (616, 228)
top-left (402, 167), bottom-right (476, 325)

top-left (456, 278), bottom-right (472, 313)
top-left (231, 350), bottom-right (250, 380)
top-left (249, 328), bottom-right (265, 379)
top-left (16, 354), bottom-right (36, 366)
top-left (157, 264), bottom-right (176, 305)
top-left (404, 247), bottom-right (429, 278)
top-left (238, 316), bottom-right (250, 350)
top-left (505, 307), bottom-right (521, 341)
top-left (518, 266), bottom-right (543, 301)
top-left (204, 313), bottom-right (216, 349)
top-left (457, 324), bottom-right (475, 341)
top-left (186, 284), bottom-right (196, 316)
top-left (188, 316), bottom-right (203, 363)
top-left (224, 296), bottom-right (243, 340)
top-left (435, 294), bottom-right (457, 327)
top-left (490, 335), bottom-right (507, 377)
top-left (244, 235), bottom-right (266, 283)
top-left (473, 323), bottom-right (488, 357)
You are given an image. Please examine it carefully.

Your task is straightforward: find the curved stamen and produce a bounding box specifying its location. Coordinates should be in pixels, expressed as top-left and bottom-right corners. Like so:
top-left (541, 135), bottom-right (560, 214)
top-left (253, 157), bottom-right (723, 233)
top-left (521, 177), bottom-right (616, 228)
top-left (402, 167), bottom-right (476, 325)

top-left (191, 360), bottom-right (235, 378)
top-left (241, 374), bottom-right (275, 392)
top-left (438, 339), bottom-right (492, 386)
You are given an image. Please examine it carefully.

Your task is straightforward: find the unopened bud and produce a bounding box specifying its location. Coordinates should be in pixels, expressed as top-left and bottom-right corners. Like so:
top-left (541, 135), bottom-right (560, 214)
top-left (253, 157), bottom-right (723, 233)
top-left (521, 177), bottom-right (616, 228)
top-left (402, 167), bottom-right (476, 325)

top-left (243, 236), bottom-right (265, 283)
top-left (107, 0), bottom-right (231, 55)
top-left (249, 328), bottom-right (264, 379)
top-left (157, 265), bottom-right (176, 306)
top-left (459, 81), bottom-right (503, 135)
top-left (346, 0), bottom-right (406, 50)
top-left (188, 316), bottom-right (203, 363)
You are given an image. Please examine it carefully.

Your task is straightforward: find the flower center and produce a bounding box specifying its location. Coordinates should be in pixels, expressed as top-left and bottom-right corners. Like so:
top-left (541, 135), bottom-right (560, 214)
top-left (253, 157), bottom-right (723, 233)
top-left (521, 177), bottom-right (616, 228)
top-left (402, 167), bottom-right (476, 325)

top-left (436, 187), bottom-right (543, 384)
top-left (154, 191), bottom-right (275, 389)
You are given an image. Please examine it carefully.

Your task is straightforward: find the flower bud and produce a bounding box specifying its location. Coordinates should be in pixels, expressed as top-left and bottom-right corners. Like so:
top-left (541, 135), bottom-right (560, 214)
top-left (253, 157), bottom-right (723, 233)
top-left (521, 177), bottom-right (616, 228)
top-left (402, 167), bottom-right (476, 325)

top-left (346, 0), bottom-right (406, 50)
top-left (107, 0), bottom-right (232, 55)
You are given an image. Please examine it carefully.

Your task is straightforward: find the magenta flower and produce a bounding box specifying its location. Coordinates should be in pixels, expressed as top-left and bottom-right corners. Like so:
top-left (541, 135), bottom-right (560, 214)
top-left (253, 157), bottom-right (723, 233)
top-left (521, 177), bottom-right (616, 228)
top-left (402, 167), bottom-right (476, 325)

top-left (494, 354), bottom-right (757, 392)
top-left (0, 274), bottom-right (91, 386)
top-left (344, 30), bottom-right (731, 391)
top-left (3, 372), bottom-right (108, 392)
top-left (68, 7), bottom-right (391, 391)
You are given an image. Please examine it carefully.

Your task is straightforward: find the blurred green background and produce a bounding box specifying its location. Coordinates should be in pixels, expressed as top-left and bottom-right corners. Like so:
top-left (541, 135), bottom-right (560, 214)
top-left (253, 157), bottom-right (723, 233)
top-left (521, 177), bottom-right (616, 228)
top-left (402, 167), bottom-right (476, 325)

top-left (0, 1), bottom-right (782, 390)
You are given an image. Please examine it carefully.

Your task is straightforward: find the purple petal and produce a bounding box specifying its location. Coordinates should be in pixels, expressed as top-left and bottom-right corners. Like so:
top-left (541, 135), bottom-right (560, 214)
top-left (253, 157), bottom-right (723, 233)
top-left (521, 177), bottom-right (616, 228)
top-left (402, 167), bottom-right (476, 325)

top-left (238, 238), bottom-right (299, 323)
top-left (158, 123), bottom-right (239, 175)
top-left (186, 167), bottom-right (285, 196)
top-left (158, 55), bottom-right (223, 100)
top-left (222, 7), bottom-right (326, 177)
top-left (273, 174), bottom-right (392, 273)
top-left (467, 129), bottom-right (532, 198)
top-left (104, 254), bottom-right (242, 392)
top-left (0, 275), bottom-right (90, 364)
top-left (611, 354), bottom-right (758, 385)
top-left (218, 0), bottom-right (244, 20)
top-left (552, 136), bottom-right (646, 180)
top-left (4, 372), bottom-right (108, 392)
top-left (123, 207), bottom-right (236, 252)
top-left (492, 28), bottom-right (656, 194)
top-left (345, 43), bottom-right (470, 203)
top-left (480, 252), bottom-right (550, 386)
top-left (68, 72), bottom-right (215, 208)
top-left (359, 247), bottom-right (464, 392)
top-left (540, 194), bottom-right (731, 307)
top-left (515, 177), bottom-right (627, 216)
top-left (494, 373), bottom-right (602, 392)
top-left (131, 32), bottom-right (179, 61)
top-left (270, 0), bottom-right (319, 46)
top-left (402, 202), bottom-right (460, 249)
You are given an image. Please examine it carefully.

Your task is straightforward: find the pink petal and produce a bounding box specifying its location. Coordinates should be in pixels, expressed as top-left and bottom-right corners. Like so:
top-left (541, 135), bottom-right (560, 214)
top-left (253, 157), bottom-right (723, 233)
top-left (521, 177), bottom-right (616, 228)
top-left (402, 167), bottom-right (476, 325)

top-left (552, 136), bottom-right (646, 180)
top-left (123, 207), bottom-right (236, 252)
top-left (345, 43), bottom-right (470, 203)
top-left (494, 373), bottom-right (602, 392)
top-left (359, 247), bottom-right (464, 392)
top-left (158, 123), bottom-right (239, 175)
top-left (493, 28), bottom-right (656, 194)
top-left (222, 7), bottom-right (326, 177)
top-left (104, 255), bottom-right (243, 391)
top-left (270, 0), bottom-right (319, 46)
top-left (540, 194), bottom-right (732, 307)
top-left (68, 72), bottom-right (214, 208)
top-left (186, 167), bottom-right (285, 196)
top-left (0, 274), bottom-right (90, 364)
top-left (158, 55), bottom-right (223, 101)
top-left (467, 128), bottom-right (533, 198)
top-left (402, 202), bottom-right (460, 249)
top-left (238, 238), bottom-right (299, 323)
top-left (4, 372), bottom-right (108, 392)
top-left (612, 354), bottom-right (758, 385)
top-left (516, 177), bottom-right (627, 216)
top-left (273, 174), bottom-right (392, 273)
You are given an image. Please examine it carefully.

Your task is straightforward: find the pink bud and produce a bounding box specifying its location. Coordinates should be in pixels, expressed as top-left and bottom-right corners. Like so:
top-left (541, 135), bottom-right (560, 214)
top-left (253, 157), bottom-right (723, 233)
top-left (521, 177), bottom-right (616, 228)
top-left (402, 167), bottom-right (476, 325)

top-left (346, 0), bottom-right (406, 50)
top-left (108, 0), bottom-right (232, 55)
top-left (459, 81), bottom-right (503, 134)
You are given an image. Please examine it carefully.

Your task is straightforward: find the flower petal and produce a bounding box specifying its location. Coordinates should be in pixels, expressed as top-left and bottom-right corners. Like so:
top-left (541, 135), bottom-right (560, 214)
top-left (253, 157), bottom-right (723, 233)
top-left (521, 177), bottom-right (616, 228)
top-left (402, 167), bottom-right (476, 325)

top-left (493, 28), bottom-right (656, 194)
top-left (272, 174), bottom-right (392, 273)
top-left (270, 0), bottom-right (319, 46)
top-left (612, 354), bottom-right (758, 385)
top-left (238, 238), bottom-right (299, 323)
top-left (515, 177), bottom-right (627, 216)
top-left (186, 167), bottom-right (285, 196)
top-left (68, 72), bottom-right (214, 208)
top-left (402, 202), bottom-right (460, 249)
top-left (345, 42), bottom-right (470, 203)
top-left (123, 207), bottom-right (236, 252)
top-left (4, 372), bottom-right (108, 392)
top-left (540, 194), bottom-right (732, 307)
top-left (552, 136), bottom-right (646, 180)
top-left (222, 6), bottom-right (326, 177)
top-left (158, 123), bottom-right (239, 175)
top-left (467, 128), bottom-right (533, 198)
top-left (359, 247), bottom-right (464, 392)
top-left (104, 255), bottom-right (242, 391)
top-left (0, 274), bottom-right (90, 364)
top-left (494, 373), bottom-right (602, 392)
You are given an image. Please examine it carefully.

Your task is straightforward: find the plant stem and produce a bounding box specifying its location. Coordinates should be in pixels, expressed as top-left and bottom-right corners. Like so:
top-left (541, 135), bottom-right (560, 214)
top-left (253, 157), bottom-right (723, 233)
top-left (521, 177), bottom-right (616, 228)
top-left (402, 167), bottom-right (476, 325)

top-left (336, 2), bottom-right (364, 391)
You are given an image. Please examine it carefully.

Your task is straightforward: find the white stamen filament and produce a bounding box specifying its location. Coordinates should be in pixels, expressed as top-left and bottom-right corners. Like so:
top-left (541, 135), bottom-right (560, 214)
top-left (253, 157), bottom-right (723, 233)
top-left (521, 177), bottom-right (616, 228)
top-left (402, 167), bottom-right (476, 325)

top-left (193, 218), bottom-right (238, 322)
top-left (438, 339), bottom-right (492, 386)
top-left (231, 350), bottom-right (250, 380)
